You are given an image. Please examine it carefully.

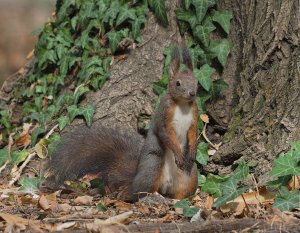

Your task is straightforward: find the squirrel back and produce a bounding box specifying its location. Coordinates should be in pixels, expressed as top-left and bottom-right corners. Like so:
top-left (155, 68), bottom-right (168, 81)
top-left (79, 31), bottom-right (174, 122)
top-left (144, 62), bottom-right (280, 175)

top-left (41, 126), bottom-right (144, 201)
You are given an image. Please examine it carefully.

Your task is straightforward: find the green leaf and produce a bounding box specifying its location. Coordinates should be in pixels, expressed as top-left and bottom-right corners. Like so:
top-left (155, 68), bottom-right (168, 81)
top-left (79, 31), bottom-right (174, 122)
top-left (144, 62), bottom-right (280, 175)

top-left (193, 23), bottom-right (215, 47)
top-left (57, 116), bottom-right (70, 131)
top-left (183, 207), bottom-right (199, 217)
top-left (273, 187), bottom-right (300, 211)
top-left (67, 105), bottom-right (80, 122)
top-left (116, 5), bottom-right (136, 26)
top-left (184, 0), bottom-right (192, 9)
top-left (196, 142), bottom-right (209, 165)
top-left (232, 160), bottom-right (249, 181)
top-left (152, 0), bottom-right (168, 26)
top-left (212, 10), bottom-right (233, 34)
top-left (74, 86), bottom-right (89, 105)
top-left (213, 184), bottom-right (249, 208)
top-left (198, 173), bottom-right (206, 186)
top-left (267, 175), bottom-right (292, 189)
top-left (209, 39), bottom-right (232, 66)
top-left (11, 150), bottom-right (30, 166)
top-left (194, 64), bottom-right (215, 91)
top-left (174, 199), bottom-right (190, 208)
top-left (107, 31), bottom-right (121, 53)
top-left (79, 105), bottom-right (95, 126)
top-left (191, 0), bottom-right (218, 23)
top-left (175, 8), bottom-right (191, 22)
top-left (31, 126), bottom-right (46, 146)
top-left (0, 146), bottom-right (9, 167)
top-left (270, 147), bottom-right (300, 178)
top-left (211, 79), bottom-right (228, 97)
top-left (18, 177), bottom-right (40, 192)
top-left (201, 175), bottom-right (222, 197)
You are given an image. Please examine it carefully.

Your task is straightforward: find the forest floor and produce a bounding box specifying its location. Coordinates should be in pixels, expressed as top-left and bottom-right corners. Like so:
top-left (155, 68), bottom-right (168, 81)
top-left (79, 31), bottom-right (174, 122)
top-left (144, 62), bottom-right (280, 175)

top-left (0, 157), bottom-right (300, 233)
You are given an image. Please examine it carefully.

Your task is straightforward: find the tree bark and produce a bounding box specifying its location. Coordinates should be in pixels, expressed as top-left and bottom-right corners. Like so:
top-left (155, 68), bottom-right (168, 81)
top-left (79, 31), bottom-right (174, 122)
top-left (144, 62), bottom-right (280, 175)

top-left (203, 0), bottom-right (300, 183)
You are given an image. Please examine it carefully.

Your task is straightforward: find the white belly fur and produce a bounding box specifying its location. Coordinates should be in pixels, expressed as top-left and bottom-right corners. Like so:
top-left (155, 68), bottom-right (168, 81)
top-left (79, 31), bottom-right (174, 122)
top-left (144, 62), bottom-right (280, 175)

top-left (160, 104), bottom-right (194, 195)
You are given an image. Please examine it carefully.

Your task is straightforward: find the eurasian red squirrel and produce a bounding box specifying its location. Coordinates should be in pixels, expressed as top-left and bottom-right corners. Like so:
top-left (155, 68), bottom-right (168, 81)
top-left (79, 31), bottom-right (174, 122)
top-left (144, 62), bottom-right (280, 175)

top-left (41, 47), bottom-right (199, 202)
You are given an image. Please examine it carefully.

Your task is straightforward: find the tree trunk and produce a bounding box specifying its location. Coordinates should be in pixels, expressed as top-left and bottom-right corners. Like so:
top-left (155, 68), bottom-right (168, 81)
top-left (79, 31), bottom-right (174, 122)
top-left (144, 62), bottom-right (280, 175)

top-left (203, 0), bottom-right (300, 183)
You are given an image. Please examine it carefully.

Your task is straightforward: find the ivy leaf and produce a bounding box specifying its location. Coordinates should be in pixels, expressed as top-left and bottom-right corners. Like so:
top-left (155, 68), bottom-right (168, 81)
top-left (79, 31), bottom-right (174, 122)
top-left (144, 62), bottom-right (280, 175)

top-left (11, 150), bottom-right (30, 166)
top-left (209, 39), bottom-right (232, 66)
top-left (212, 10), bottom-right (233, 34)
top-left (191, 0), bottom-right (218, 23)
top-left (57, 116), bottom-right (70, 131)
top-left (131, 18), bottom-right (144, 41)
top-left (31, 126), bottom-right (46, 146)
top-left (183, 207), bottom-right (200, 217)
top-left (196, 141), bottom-right (209, 165)
top-left (107, 31), bottom-right (121, 53)
top-left (67, 105), bottom-right (80, 122)
top-left (273, 187), bottom-right (300, 211)
top-left (74, 86), bottom-right (89, 105)
top-left (79, 105), bottom-right (95, 126)
top-left (184, 0), bottom-right (192, 9)
top-left (211, 79), bottom-right (228, 97)
top-left (195, 94), bottom-right (211, 114)
top-left (213, 184), bottom-right (249, 208)
top-left (194, 64), bottom-right (215, 91)
top-left (47, 134), bottom-right (61, 156)
top-left (0, 147), bottom-right (9, 167)
top-left (232, 160), bottom-right (249, 181)
top-left (175, 8), bottom-right (197, 28)
top-left (270, 150), bottom-right (300, 177)
top-left (193, 23), bottom-right (215, 47)
top-left (174, 199), bottom-right (189, 209)
top-left (201, 175), bottom-right (222, 197)
top-left (18, 177), bottom-right (40, 192)
top-left (116, 5), bottom-right (136, 26)
top-left (267, 175), bottom-right (292, 189)
top-left (152, 0), bottom-right (168, 26)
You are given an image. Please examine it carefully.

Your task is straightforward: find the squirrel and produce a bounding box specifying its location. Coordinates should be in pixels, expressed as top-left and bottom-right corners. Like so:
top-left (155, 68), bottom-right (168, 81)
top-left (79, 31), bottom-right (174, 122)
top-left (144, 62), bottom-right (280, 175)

top-left (41, 46), bottom-right (199, 202)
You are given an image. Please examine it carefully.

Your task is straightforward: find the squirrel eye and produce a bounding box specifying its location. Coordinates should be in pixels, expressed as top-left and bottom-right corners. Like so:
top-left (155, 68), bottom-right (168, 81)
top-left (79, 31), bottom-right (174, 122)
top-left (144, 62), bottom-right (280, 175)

top-left (176, 80), bottom-right (181, 86)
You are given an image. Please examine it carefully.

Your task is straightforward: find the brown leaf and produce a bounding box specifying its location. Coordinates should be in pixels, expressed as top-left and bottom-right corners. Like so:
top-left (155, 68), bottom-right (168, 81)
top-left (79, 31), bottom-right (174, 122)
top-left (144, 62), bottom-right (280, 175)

top-left (200, 114), bottom-right (209, 123)
top-left (38, 195), bottom-right (50, 210)
top-left (74, 195), bottom-right (93, 205)
top-left (55, 221), bottom-right (76, 231)
top-left (26, 49), bottom-right (34, 60)
top-left (205, 195), bottom-right (214, 209)
top-left (0, 213), bottom-right (33, 225)
top-left (108, 200), bottom-right (132, 212)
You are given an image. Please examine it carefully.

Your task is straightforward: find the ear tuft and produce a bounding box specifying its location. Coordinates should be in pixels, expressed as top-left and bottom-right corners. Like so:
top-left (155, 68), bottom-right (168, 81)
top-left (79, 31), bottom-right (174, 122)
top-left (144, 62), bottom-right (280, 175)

top-left (169, 47), bottom-right (180, 79)
top-left (182, 47), bottom-right (193, 70)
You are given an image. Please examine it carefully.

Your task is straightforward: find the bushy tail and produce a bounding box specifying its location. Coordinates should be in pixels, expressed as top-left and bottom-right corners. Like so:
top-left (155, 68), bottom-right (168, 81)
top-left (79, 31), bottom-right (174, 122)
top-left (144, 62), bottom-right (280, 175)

top-left (40, 125), bottom-right (144, 200)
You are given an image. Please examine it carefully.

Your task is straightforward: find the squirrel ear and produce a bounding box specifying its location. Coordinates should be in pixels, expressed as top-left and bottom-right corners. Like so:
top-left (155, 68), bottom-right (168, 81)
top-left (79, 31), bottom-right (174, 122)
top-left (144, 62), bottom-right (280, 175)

top-left (182, 47), bottom-right (193, 70)
top-left (170, 47), bottom-right (180, 79)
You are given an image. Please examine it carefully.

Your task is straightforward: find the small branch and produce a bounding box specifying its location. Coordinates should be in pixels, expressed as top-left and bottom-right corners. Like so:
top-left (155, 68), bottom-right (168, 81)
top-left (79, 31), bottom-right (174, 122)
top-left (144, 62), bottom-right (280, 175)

top-left (201, 123), bottom-right (222, 150)
top-left (45, 124), bottom-right (58, 139)
top-left (0, 160), bottom-right (9, 174)
top-left (9, 152), bottom-right (36, 186)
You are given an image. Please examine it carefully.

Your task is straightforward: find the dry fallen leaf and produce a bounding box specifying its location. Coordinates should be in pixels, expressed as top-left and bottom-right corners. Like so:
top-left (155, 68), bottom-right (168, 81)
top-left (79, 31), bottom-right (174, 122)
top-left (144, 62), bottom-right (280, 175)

top-left (205, 195), bottom-right (214, 209)
top-left (0, 213), bottom-right (33, 225)
top-left (38, 195), bottom-right (50, 210)
top-left (200, 114), bottom-right (209, 123)
top-left (55, 221), bottom-right (76, 231)
top-left (35, 139), bottom-right (48, 158)
top-left (74, 195), bottom-right (93, 205)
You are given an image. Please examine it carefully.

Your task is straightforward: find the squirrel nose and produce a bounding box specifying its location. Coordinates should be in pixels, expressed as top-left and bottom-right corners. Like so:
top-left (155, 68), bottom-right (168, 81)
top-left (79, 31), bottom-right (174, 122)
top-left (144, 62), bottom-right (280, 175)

top-left (189, 91), bottom-right (196, 97)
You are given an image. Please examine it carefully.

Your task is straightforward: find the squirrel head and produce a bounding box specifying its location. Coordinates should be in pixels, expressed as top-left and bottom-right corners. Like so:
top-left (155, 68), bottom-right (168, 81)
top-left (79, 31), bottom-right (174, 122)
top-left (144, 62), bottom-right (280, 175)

top-left (168, 47), bottom-right (198, 104)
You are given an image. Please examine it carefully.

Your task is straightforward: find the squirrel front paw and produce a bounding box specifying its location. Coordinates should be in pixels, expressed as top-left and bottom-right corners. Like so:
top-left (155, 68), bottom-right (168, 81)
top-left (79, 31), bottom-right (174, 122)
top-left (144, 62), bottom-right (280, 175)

top-left (175, 157), bottom-right (185, 170)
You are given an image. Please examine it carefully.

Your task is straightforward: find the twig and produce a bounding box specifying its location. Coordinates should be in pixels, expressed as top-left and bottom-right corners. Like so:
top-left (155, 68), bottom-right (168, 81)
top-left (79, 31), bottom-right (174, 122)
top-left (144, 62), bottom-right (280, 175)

top-left (45, 124), bottom-right (58, 139)
top-left (0, 160), bottom-right (9, 174)
top-left (9, 152), bottom-right (36, 186)
top-left (201, 123), bottom-right (222, 150)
